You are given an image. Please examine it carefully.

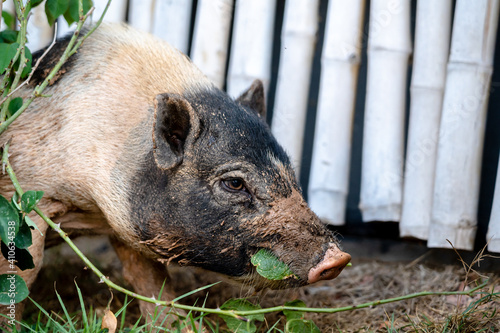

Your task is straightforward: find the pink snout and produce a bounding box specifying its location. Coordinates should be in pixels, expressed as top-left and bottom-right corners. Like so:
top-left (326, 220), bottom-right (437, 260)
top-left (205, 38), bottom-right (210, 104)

top-left (307, 243), bottom-right (351, 284)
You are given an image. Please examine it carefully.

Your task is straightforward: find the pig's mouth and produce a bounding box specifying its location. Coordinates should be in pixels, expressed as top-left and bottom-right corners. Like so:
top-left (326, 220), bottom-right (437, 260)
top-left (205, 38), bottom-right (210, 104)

top-left (236, 243), bottom-right (351, 290)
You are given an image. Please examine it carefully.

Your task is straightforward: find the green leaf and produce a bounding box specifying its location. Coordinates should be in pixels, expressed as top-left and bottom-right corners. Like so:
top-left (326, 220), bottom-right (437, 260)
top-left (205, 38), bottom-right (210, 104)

top-left (26, 0), bottom-right (46, 13)
top-left (24, 216), bottom-right (43, 235)
top-left (21, 191), bottom-right (44, 214)
top-left (31, 0), bottom-right (46, 8)
top-left (0, 42), bottom-right (18, 75)
top-left (285, 319), bottom-right (321, 333)
top-left (0, 196), bottom-right (20, 246)
top-left (0, 242), bottom-right (34, 271)
top-left (45, 0), bottom-right (70, 26)
top-left (250, 249), bottom-right (297, 281)
top-left (219, 299), bottom-right (264, 333)
top-left (8, 97), bottom-right (23, 117)
top-left (0, 29), bottom-right (19, 43)
top-left (283, 300), bottom-right (306, 321)
top-left (13, 220), bottom-right (32, 249)
top-left (64, 0), bottom-right (93, 25)
top-left (1, 11), bottom-right (15, 30)
top-left (0, 274), bottom-right (29, 304)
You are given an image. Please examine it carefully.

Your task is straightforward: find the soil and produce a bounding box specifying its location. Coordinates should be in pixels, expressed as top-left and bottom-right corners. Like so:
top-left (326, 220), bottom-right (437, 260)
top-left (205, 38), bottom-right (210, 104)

top-left (23, 236), bottom-right (500, 332)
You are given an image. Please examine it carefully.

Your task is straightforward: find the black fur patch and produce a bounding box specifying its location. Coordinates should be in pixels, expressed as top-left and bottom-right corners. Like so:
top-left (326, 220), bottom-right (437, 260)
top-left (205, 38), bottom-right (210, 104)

top-left (125, 87), bottom-right (299, 277)
top-left (185, 87), bottom-right (293, 186)
top-left (30, 29), bottom-right (85, 86)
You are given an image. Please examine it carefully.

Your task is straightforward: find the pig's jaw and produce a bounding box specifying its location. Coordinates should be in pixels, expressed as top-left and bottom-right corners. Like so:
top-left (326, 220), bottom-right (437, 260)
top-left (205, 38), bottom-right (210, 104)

top-left (227, 243), bottom-right (351, 291)
top-left (234, 189), bottom-right (350, 288)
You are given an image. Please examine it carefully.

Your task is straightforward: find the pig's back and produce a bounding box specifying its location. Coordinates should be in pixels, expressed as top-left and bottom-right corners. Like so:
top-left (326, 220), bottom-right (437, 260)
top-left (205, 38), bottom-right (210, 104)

top-left (1, 23), bottom-right (213, 212)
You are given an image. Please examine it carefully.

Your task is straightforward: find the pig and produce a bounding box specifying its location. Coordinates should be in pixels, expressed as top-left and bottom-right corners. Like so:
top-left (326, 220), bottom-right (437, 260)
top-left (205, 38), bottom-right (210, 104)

top-left (0, 23), bottom-right (350, 327)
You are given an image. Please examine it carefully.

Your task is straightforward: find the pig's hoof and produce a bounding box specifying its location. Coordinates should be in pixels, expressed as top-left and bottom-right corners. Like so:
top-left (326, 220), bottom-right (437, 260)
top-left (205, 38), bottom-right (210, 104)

top-left (307, 244), bottom-right (351, 284)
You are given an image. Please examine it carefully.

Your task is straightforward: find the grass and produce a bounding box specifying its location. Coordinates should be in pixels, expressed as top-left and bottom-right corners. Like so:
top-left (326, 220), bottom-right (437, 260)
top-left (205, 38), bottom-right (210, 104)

top-left (8, 287), bottom-right (207, 332)
top-left (5, 275), bottom-right (499, 333)
top-left (7, 238), bottom-right (500, 332)
top-left (400, 286), bottom-right (500, 333)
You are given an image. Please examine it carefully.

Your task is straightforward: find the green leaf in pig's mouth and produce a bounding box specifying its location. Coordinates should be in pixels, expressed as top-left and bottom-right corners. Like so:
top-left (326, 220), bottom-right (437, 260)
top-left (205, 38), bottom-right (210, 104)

top-left (250, 249), bottom-right (298, 281)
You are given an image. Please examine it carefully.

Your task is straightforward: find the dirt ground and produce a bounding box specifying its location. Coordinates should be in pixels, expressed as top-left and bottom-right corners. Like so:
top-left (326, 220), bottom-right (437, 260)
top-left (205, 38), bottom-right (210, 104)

top-left (23, 236), bottom-right (500, 332)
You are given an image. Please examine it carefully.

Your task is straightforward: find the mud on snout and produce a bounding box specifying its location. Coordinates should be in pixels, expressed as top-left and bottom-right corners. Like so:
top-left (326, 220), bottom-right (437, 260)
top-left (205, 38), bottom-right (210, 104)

top-left (238, 190), bottom-right (351, 290)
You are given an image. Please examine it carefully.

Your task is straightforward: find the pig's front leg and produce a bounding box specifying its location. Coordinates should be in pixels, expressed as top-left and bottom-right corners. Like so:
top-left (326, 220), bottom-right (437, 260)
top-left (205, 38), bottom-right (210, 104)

top-left (110, 238), bottom-right (185, 327)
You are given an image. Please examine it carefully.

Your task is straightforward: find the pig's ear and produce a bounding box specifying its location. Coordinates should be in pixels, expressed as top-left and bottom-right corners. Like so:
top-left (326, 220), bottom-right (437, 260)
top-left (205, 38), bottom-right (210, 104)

top-left (236, 79), bottom-right (266, 119)
top-left (153, 93), bottom-right (200, 170)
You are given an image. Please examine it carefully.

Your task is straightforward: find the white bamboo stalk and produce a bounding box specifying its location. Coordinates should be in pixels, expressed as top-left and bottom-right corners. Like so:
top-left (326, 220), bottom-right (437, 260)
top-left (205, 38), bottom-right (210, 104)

top-left (58, 0), bottom-right (127, 38)
top-left (399, 0), bottom-right (452, 239)
top-left (428, 0), bottom-right (500, 250)
top-left (56, 18), bottom-right (75, 38)
top-left (271, 0), bottom-right (320, 172)
top-left (152, 0), bottom-right (193, 54)
top-left (226, 0), bottom-right (277, 97)
top-left (26, 0), bottom-right (53, 52)
top-left (307, 0), bottom-right (365, 225)
top-left (129, 0), bottom-right (155, 33)
top-left (359, 0), bottom-right (412, 222)
top-left (191, 0), bottom-right (234, 88)
top-left (487, 156), bottom-right (500, 253)
top-left (93, 0), bottom-right (127, 23)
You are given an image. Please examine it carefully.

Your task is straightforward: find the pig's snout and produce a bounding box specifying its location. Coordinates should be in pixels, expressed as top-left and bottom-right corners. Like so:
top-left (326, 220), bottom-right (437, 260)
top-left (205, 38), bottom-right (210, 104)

top-left (307, 244), bottom-right (351, 284)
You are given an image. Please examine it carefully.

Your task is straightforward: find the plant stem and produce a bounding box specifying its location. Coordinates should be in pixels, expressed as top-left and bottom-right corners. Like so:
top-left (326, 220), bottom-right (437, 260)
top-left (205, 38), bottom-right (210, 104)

top-left (234, 281), bottom-right (489, 316)
top-left (0, 24), bottom-right (59, 107)
top-left (9, 2), bottom-right (28, 94)
top-left (0, 0), bottom-right (28, 122)
top-left (2, 142), bottom-right (23, 196)
top-left (0, 0), bottom-right (112, 135)
top-left (0, 1), bottom-right (21, 98)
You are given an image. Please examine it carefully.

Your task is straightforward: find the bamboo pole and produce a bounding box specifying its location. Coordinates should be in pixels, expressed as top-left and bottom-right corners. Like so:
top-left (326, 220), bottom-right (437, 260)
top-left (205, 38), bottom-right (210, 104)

top-left (270, 0), bottom-right (320, 172)
top-left (399, 0), bottom-right (452, 239)
top-left (58, 0), bottom-right (126, 37)
top-left (359, 0), bottom-right (412, 222)
top-left (307, 0), bottom-right (365, 225)
top-left (26, 0), bottom-right (53, 52)
top-left (191, 0), bottom-right (234, 89)
top-left (56, 18), bottom-right (74, 38)
top-left (152, 0), bottom-right (193, 54)
top-left (428, 0), bottom-right (500, 250)
top-left (129, 0), bottom-right (155, 33)
top-left (93, 0), bottom-right (127, 23)
top-left (226, 0), bottom-right (276, 97)
top-left (487, 156), bottom-right (500, 253)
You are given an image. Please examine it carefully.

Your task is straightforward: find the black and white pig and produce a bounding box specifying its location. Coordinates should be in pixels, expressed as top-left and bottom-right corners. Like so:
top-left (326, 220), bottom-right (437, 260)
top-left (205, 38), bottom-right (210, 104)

top-left (0, 23), bottom-right (350, 324)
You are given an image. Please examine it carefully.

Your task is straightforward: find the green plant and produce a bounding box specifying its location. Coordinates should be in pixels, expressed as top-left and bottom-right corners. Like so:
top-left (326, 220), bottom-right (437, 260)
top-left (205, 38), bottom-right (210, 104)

top-left (2, 283), bottom-right (148, 332)
top-left (0, 0), bottom-right (109, 316)
top-left (250, 249), bottom-right (298, 281)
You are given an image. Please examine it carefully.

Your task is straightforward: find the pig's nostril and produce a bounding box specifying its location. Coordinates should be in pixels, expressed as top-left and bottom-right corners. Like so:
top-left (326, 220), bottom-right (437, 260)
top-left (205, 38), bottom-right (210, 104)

top-left (307, 245), bottom-right (351, 284)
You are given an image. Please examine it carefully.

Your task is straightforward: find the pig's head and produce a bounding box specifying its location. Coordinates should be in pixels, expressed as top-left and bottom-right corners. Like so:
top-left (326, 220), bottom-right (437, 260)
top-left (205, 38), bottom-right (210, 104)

top-left (129, 80), bottom-right (350, 289)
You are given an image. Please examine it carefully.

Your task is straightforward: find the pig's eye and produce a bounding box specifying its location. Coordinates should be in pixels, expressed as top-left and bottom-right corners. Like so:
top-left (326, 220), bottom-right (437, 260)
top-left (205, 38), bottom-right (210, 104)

top-left (222, 178), bottom-right (246, 192)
